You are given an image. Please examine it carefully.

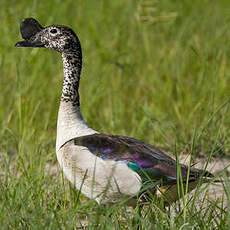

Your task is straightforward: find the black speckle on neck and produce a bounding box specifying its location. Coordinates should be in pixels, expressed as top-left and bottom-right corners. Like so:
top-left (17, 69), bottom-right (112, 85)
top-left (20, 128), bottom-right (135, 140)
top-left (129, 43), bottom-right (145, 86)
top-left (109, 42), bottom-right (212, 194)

top-left (61, 49), bottom-right (82, 107)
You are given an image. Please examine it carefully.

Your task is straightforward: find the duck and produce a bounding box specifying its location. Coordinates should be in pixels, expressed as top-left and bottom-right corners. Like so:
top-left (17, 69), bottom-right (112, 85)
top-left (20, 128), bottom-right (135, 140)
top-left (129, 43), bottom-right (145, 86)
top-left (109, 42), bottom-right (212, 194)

top-left (15, 17), bottom-right (214, 206)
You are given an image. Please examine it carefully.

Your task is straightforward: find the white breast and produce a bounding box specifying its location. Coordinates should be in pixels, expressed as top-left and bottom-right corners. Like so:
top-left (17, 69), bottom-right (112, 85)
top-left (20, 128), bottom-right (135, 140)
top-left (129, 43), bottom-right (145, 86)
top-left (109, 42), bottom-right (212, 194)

top-left (57, 140), bottom-right (142, 204)
top-left (56, 102), bottom-right (98, 151)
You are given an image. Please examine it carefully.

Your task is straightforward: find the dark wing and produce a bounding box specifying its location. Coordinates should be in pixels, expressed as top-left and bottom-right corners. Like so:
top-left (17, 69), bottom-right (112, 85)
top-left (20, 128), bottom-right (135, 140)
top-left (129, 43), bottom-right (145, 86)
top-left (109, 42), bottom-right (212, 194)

top-left (65, 133), bottom-right (212, 183)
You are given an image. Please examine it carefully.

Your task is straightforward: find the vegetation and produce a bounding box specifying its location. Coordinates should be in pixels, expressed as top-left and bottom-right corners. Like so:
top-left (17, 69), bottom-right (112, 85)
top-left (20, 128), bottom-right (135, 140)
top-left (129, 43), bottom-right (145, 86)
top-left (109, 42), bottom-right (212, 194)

top-left (0, 0), bottom-right (229, 229)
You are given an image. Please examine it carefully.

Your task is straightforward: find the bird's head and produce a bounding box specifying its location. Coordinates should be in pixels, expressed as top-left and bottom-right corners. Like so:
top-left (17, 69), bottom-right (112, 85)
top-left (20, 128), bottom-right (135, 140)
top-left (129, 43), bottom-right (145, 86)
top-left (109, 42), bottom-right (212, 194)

top-left (15, 18), bottom-right (81, 53)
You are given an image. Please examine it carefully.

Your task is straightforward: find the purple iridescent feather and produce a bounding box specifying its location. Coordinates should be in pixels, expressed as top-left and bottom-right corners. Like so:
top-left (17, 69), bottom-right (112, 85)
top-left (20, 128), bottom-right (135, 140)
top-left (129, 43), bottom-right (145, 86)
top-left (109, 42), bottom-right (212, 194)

top-left (64, 133), bottom-right (213, 183)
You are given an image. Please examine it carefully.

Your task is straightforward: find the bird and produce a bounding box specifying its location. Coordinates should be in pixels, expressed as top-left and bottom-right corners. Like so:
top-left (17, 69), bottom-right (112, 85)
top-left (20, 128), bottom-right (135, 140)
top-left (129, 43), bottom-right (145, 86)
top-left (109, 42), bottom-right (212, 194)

top-left (15, 18), bottom-right (214, 206)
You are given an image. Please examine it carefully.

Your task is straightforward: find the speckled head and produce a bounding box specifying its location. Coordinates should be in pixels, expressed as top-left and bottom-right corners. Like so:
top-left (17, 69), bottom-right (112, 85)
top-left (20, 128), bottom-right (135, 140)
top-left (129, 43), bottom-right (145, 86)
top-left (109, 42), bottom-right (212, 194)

top-left (15, 18), bottom-right (81, 54)
top-left (15, 18), bottom-right (83, 106)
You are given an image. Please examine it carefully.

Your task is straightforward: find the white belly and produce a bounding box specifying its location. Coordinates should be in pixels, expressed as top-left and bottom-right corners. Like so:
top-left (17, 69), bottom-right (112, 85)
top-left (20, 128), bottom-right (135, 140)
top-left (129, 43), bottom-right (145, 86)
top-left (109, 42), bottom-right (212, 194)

top-left (56, 140), bottom-right (142, 204)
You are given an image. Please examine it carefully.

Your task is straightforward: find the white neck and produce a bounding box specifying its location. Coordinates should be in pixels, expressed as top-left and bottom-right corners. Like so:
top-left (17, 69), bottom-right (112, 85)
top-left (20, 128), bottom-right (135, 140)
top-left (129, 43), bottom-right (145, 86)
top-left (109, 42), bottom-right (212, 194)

top-left (56, 102), bottom-right (97, 151)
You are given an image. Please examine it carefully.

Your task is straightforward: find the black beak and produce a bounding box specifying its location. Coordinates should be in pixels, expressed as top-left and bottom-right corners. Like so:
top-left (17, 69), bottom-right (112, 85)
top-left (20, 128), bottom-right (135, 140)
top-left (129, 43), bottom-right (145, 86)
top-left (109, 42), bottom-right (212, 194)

top-left (15, 18), bottom-right (44, 48)
top-left (15, 39), bottom-right (44, 47)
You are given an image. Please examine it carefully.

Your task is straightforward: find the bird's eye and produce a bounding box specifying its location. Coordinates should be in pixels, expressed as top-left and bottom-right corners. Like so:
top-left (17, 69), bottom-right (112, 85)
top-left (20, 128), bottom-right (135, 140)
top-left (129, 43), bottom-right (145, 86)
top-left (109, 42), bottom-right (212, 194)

top-left (50, 29), bottom-right (57, 34)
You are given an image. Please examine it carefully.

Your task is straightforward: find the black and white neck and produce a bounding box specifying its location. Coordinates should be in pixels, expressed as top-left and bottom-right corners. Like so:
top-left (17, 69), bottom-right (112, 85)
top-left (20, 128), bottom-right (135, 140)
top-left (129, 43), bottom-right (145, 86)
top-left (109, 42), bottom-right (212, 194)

top-left (61, 42), bottom-right (81, 106)
top-left (14, 18), bottom-right (98, 151)
top-left (56, 40), bottom-right (97, 151)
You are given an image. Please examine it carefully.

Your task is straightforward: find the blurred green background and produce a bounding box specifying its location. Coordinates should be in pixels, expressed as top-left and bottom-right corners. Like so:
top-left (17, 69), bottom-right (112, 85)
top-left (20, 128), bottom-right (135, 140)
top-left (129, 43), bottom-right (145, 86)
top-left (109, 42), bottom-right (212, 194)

top-left (1, 0), bottom-right (229, 158)
top-left (0, 0), bottom-right (230, 229)
top-left (0, 0), bottom-right (230, 162)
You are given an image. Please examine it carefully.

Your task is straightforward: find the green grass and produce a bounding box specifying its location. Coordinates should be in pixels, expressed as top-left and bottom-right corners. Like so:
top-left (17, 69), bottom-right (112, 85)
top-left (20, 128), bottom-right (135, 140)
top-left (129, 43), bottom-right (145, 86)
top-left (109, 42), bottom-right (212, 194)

top-left (0, 0), bottom-right (230, 229)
